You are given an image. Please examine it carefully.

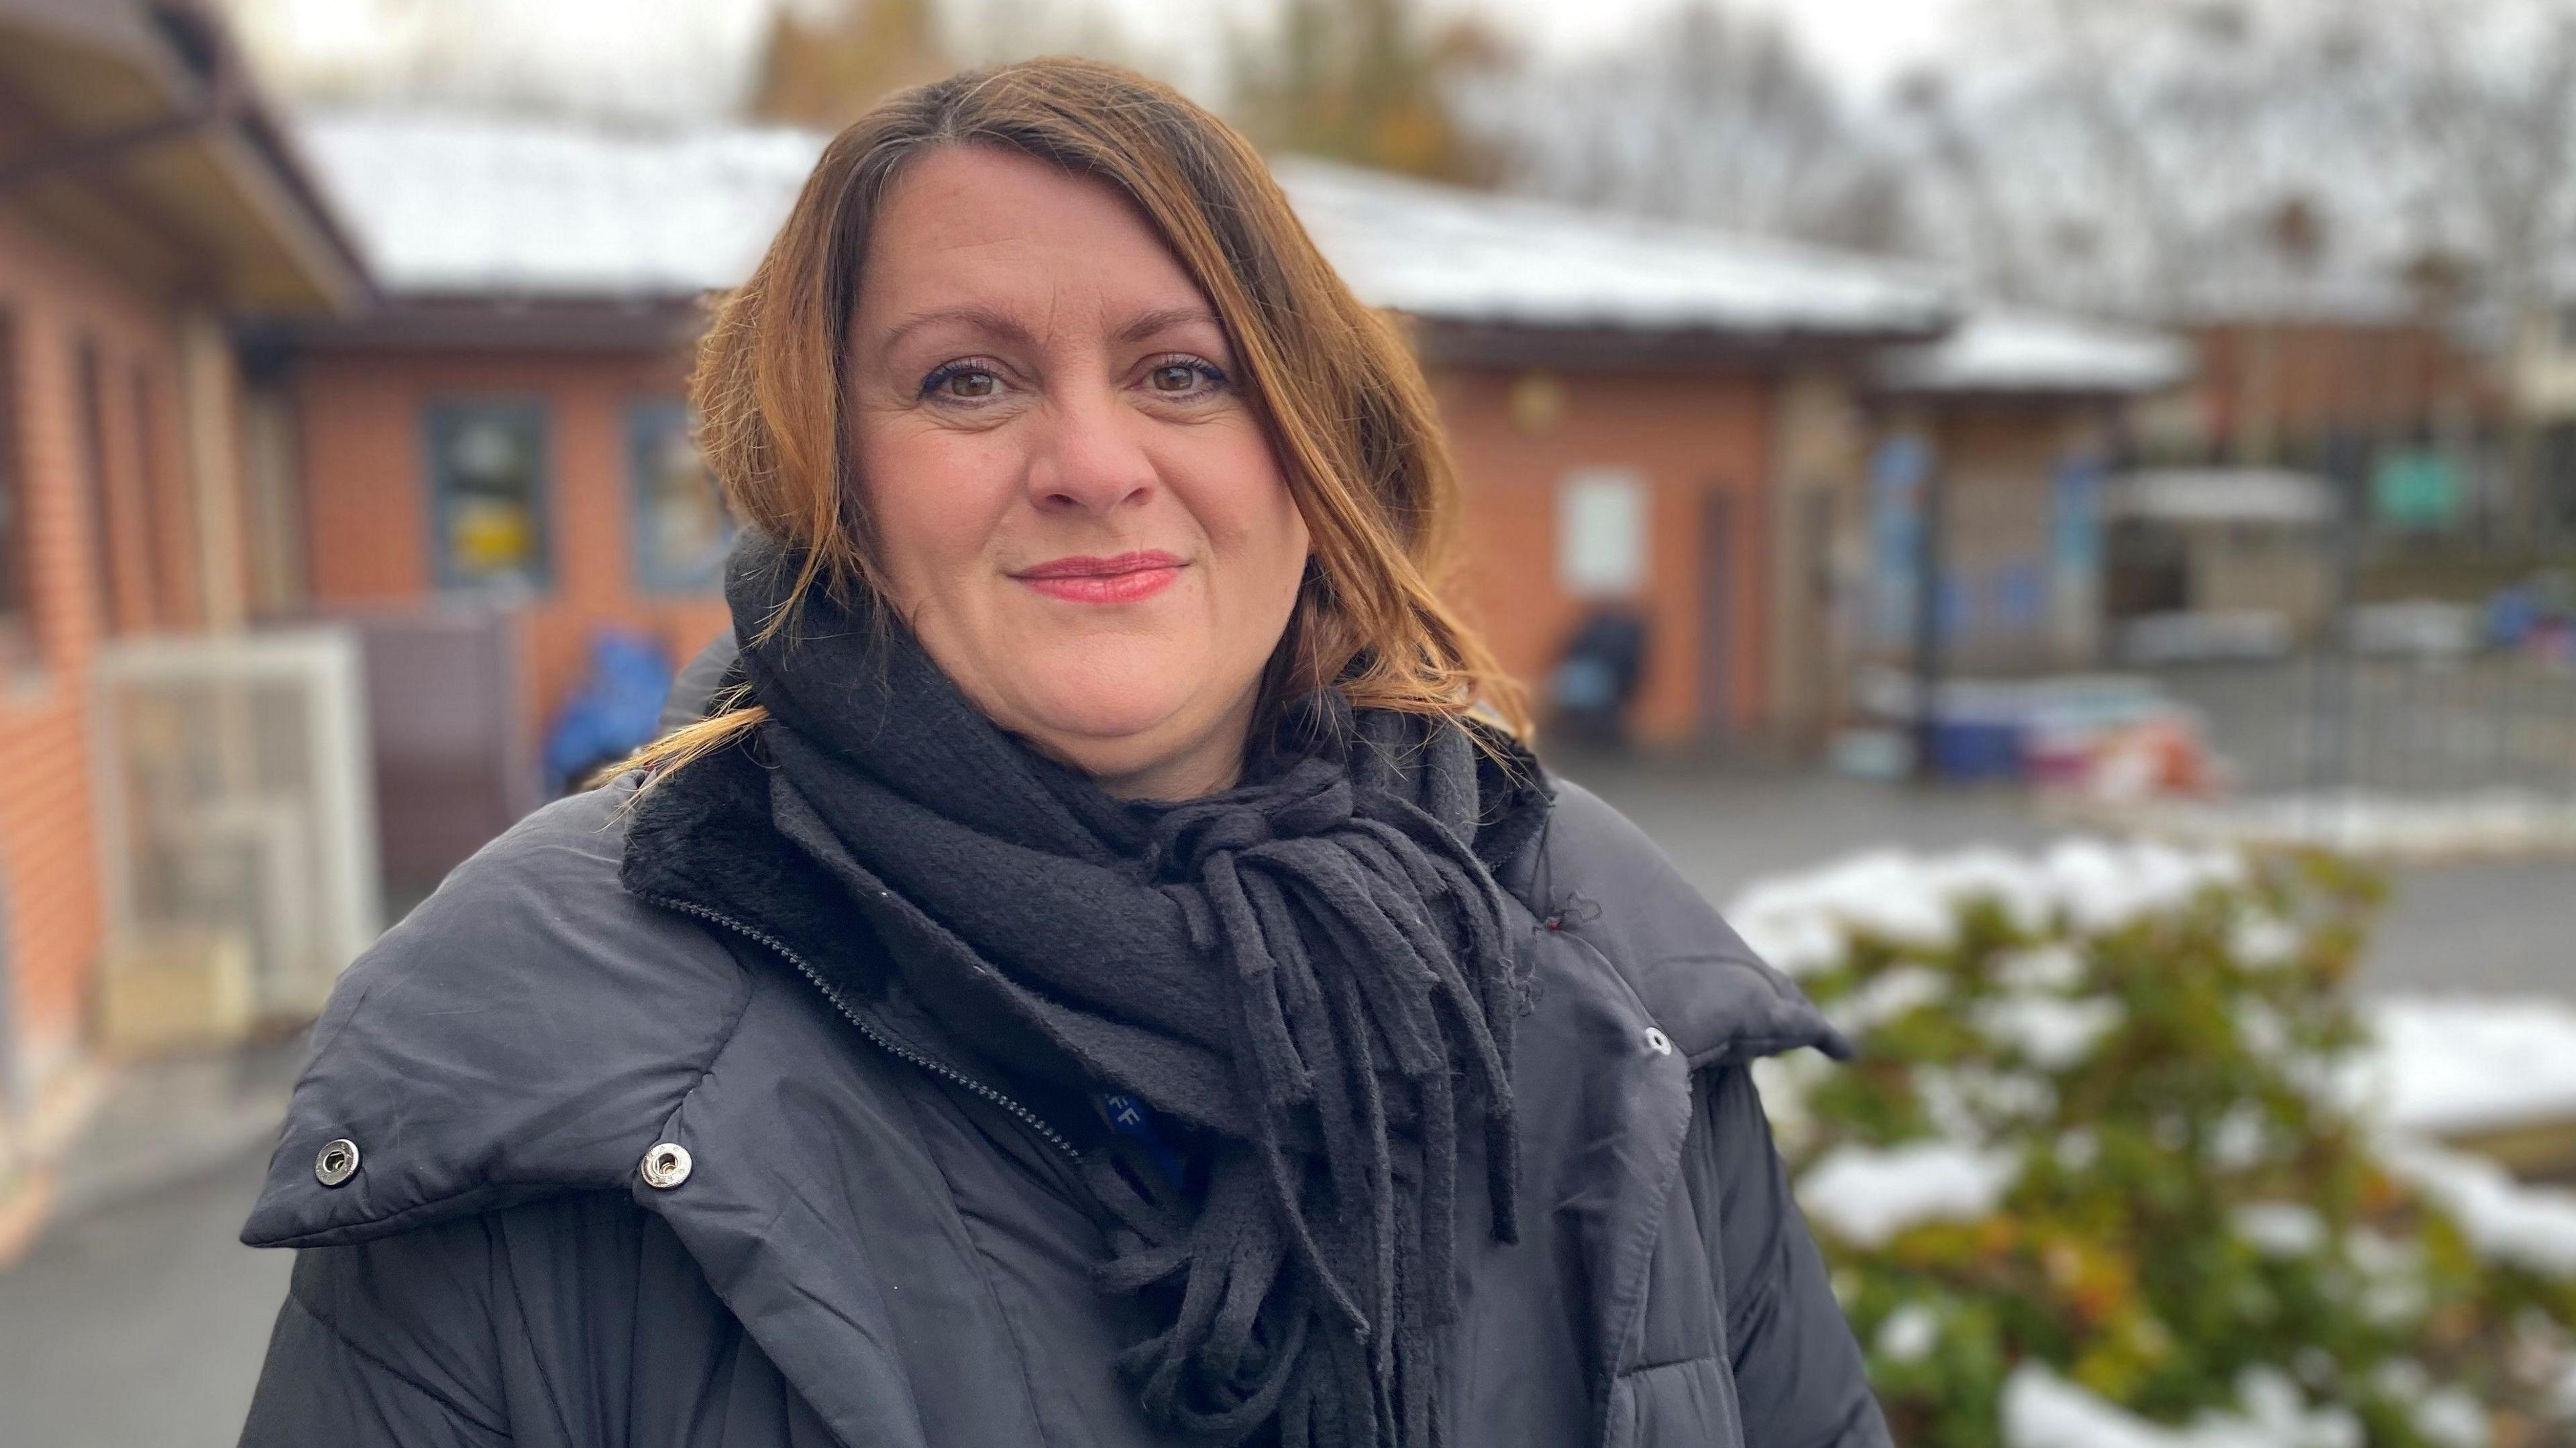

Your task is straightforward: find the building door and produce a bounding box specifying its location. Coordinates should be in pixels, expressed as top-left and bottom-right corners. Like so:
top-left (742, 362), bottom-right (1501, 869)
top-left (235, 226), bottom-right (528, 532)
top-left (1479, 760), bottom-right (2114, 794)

top-left (1698, 489), bottom-right (1735, 738)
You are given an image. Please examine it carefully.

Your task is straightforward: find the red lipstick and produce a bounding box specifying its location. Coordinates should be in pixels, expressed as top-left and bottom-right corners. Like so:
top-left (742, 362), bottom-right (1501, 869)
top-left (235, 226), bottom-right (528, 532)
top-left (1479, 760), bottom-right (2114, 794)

top-left (1011, 550), bottom-right (1186, 604)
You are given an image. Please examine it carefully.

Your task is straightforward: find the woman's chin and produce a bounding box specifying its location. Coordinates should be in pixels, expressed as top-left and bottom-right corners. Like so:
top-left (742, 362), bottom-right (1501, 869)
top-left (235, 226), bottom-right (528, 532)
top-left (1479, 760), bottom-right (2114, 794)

top-left (1011, 684), bottom-right (1191, 753)
top-left (994, 667), bottom-right (1242, 781)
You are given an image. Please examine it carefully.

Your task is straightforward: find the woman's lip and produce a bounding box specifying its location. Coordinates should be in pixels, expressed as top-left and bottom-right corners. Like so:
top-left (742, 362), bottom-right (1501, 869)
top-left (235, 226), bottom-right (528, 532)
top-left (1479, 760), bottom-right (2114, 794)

top-left (1011, 552), bottom-right (1186, 604)
top-left (1011, 551), bottom-right (1186, 579)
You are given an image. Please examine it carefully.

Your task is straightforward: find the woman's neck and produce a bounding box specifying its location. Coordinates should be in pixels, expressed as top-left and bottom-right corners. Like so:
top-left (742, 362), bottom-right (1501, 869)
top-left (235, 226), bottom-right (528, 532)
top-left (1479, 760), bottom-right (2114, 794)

top-left (1073, 688), bottom-right (1258, 802)
top-left (1087, 731), bottom-right (1245, 801)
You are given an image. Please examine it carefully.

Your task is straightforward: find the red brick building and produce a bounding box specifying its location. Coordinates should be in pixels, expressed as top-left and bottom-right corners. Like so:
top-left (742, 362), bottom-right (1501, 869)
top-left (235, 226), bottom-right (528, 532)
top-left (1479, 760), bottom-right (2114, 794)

top-left (280, 125), bottom-right (1965, 757)
top-left (276, 116), bottom-right (2182, 779)
top-left (0, 0), bottom-right (360, 1199)
top-left (1273, 161), bottom-right (1981, 746)
top-left (2186, 315), bottom-right (2494, 469)
top-left (272, 117), bottom-right (817, 829)
top-left (286, 323), bottom-right (728, 773)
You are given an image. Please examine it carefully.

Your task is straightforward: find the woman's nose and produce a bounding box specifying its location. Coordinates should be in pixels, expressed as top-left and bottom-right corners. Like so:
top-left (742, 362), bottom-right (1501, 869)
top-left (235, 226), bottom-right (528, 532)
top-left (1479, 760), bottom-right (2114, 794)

top-left (1024, 384), bottom-right (1156, 516)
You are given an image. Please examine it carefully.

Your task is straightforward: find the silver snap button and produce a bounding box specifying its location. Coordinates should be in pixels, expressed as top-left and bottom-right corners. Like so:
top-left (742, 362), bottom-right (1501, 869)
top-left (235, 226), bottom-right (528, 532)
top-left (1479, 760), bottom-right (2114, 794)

top-left (640, 1141), bottom-right (692, 1190)
top-left (314, 1138), bottom-right (361, 1187)
top-left (1642, 1027), bottom-right (1673, 1057)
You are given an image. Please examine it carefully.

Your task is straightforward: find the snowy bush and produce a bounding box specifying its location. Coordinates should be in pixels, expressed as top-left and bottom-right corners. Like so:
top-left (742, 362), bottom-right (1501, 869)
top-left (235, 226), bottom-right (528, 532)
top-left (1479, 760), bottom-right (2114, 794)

top-left (1732, 842), bottom-right (2576, 1448)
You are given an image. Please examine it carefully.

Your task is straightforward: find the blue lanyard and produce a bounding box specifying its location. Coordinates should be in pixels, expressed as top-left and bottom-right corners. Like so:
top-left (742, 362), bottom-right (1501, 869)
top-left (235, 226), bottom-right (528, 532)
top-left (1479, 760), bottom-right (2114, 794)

top-left (1095, 1092), bottom-right (1188, 1191)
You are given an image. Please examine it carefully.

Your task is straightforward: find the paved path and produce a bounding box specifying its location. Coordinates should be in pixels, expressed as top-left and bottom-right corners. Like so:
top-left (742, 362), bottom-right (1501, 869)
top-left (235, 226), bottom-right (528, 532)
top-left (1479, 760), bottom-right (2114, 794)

top-left (0, 1146), bottom-right (284, 1447)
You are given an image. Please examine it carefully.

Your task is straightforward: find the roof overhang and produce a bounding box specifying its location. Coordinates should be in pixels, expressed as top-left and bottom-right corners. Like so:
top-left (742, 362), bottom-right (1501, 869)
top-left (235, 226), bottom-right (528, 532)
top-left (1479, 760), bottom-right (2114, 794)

top-left (1868, 382), bottom-right (2153, 406)
top-left (0, 0), bottom-right (368, 314)
top-left (1870, 310), bottom-right (2192, 402)
top-left (1407, 315), bottom-right (1949, 372)
top-left (262, 294), bottom-right (704, 355)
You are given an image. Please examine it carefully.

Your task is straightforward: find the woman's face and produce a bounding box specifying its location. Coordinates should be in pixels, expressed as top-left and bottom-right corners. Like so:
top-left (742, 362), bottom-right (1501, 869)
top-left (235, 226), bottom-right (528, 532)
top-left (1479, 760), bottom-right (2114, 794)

top-left (845, 146), bottom-right (1310, 799)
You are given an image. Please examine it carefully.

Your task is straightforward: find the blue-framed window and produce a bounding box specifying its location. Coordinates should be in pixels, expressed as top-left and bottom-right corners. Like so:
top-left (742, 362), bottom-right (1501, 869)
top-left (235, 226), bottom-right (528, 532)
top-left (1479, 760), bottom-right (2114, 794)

top-left (628, 398), bottom-right (731, 593)
top-left (425, 399), bottom-right (549, 592)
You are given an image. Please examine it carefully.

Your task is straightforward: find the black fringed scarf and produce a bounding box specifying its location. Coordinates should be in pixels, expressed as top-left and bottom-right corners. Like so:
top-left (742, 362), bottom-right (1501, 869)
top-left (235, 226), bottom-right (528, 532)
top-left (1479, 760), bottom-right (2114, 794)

top-left (721, 535), bottom-right (1548, 1447)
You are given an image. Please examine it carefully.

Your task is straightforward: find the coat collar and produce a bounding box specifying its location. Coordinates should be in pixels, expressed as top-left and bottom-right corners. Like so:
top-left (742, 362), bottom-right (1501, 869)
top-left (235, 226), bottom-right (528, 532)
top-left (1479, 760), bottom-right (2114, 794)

top-left (240, 777), bottom-right (752, 1250)
top-left (1502, 780), bottom-right (1848, 1072)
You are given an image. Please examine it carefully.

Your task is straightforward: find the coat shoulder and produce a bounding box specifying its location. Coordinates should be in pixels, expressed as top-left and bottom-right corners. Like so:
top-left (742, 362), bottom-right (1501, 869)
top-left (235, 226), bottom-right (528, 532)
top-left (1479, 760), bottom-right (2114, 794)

top-left (241, 775), bottom-right (753, 1249)
top-left (1521, 779), bottom-right (1847, 1069)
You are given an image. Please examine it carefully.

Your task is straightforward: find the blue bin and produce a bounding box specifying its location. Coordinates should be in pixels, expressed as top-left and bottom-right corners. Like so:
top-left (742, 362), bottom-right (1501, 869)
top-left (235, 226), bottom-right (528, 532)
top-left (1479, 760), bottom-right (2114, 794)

top-left (1927, 716), bottom-right (2025, 782)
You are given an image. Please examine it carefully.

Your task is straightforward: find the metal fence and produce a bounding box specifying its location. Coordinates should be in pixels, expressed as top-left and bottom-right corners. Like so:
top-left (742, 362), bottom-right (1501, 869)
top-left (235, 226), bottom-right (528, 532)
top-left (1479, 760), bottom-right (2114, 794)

top-left (2154, 652), bottom-right (2576, 799)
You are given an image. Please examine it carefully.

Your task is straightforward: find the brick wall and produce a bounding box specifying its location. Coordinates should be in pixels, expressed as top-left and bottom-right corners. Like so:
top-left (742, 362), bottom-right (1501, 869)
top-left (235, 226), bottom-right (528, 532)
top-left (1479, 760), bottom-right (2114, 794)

top-left (2190, 319), bottom-right (2496, 462)
top-left (1429, 364), bottom-right (1776, 747)
top-left (294, 347), bottom-right (733, 748)
top-left (0, 201), bottom-right (195, 1081)
top-left (295, 349), bottom-right (1780, 759)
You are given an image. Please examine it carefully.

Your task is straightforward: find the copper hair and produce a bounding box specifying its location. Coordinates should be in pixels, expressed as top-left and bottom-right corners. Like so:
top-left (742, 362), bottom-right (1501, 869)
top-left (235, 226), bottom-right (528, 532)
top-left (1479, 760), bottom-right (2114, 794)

top-left (628, 56), bottom-right (1526, 781)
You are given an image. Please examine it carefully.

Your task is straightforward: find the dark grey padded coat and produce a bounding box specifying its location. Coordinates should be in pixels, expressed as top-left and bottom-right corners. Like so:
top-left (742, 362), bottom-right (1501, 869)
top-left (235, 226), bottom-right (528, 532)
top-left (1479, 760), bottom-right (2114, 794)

top-left (235, 763), bottom-right (1892, 1448)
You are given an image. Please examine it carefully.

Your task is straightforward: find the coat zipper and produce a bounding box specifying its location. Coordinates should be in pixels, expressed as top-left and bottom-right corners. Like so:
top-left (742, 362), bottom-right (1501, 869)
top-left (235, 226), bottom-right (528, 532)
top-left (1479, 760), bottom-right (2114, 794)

top-left (641, 893), bottom-right (1085, 1163)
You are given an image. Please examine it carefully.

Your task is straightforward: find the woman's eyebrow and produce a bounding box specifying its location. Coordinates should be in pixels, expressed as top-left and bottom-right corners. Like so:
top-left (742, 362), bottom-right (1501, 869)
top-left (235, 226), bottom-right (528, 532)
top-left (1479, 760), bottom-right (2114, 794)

top-left (875, 304), bottom-right (1036, 355)
top-left (1114, 304), bottom-right (1222, 345)
top-left (873, 302), bottom-right (1220, 355)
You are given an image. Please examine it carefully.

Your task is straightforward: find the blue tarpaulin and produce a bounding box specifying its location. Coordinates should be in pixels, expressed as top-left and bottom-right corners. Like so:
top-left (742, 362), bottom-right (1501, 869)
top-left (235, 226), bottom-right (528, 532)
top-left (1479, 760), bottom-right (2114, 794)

top-left (542, 630), bottom-right (675, 794)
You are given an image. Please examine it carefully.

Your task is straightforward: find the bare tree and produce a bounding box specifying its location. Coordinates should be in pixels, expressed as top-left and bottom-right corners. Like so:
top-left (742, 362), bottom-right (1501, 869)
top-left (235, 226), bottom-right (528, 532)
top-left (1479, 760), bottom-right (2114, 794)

top-left (221, 0), bottom-right (773, 123)
top-left (1897, 0), bottom-right (2576, 327)
top-left (1225, 0), bottom-right (1505, 182)
top-left (1890, 0), bottom-right (2314, 318)
top-left (1892, 69), bottom-right (2025, 298)
top-left (2371, 0), bottom-right (2576, 325)
top-left (1456, 1), bottom-right (1907, 250)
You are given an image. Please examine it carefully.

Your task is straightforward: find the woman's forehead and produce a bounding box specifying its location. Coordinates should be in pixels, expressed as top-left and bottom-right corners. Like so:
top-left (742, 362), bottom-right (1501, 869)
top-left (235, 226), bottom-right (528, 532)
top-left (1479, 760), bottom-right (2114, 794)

top-left (856, 146), bottom-right (1218, 350)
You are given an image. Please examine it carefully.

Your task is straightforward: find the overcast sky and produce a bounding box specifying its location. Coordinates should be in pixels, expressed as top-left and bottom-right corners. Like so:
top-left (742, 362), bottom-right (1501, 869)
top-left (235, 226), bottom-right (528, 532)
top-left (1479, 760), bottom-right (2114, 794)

top-left (1434, 0), bottom-right (1957, 93)
top-left (231, 0), bottom-right (1964, 121)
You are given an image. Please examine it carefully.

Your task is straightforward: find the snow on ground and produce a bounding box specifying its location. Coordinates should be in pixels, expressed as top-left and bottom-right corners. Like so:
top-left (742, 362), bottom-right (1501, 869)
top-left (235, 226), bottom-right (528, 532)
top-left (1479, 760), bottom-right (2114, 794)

top-left (2106, 790), bottom-right (2576, 862)
top-left (2351, 996), bottom-right (2576, 1138)
top-left (2383, 1140), bottom-right (2576, 1277)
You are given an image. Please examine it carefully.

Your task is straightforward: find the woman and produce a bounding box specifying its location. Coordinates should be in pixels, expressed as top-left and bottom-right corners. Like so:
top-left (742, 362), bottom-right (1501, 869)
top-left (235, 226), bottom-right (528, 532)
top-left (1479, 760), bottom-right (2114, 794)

top-left (238, 58), bottom-right (1888, 1448)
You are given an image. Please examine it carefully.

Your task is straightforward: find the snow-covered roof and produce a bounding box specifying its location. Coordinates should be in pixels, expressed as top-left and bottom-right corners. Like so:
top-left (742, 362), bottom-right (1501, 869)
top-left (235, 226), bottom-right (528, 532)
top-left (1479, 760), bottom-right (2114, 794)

top-left (1876, 307), bottom-right (2190, 396)
top-left (295, 110), bottom-right (825, 298)
top-left (295, 111), bottom-right (1961, 341)
top-left (1266, 158), bottom-right (1955, 339)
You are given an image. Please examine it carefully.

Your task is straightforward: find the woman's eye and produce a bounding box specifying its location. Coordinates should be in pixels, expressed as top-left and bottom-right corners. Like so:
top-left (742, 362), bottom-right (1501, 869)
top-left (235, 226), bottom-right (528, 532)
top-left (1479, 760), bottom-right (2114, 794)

top-left (921, 361), bottom-right (1005, 402)
top-left (1145, 358), bottom-right (1224, 396)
